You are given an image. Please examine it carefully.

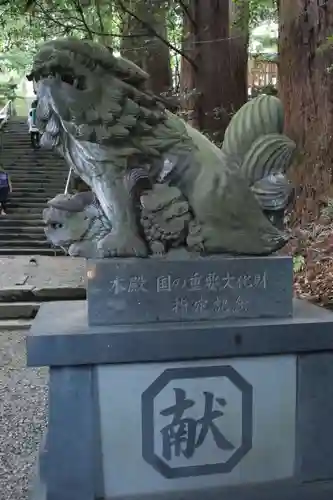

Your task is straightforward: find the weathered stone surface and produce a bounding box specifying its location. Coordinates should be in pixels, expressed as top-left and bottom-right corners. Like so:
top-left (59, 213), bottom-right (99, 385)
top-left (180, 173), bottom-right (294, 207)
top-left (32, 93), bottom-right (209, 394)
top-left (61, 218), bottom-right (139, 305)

top-left (32, 38), bottom-right (295, 258)
top-left (0, 301), bottom-right (40, 319)
top-left (87, 255), bottom-right (293, 325)
top-left (0, 285), bottom-right (36, 302)
top-left (27, 299), bottom-right (333, 500)
top-left (33, 285), bottom-right (86, 301)
top-left (0, 318), bottom-right (32, 330)
top-left (0, 285), bottom-right (85, 303)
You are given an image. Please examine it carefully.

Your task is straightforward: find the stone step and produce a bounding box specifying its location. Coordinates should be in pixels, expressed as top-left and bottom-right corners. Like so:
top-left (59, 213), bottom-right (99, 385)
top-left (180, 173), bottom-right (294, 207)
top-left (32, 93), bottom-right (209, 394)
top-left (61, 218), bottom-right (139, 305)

top-left (10, 188), bottom-right (52, 194)
top-left (7, 163), bottom-right (66, 167)
top-left (12, 183), bottom-right (65, 190)
top-left (10, 174), bottom-right (66, 179)
top-left (11, 174), bottom-right (66, 179)
top-left (0, 214), bottom-right (44, 221)
top-left (4, 162), bottom-right (64, 167)
top-left (0, 247), bottom-right (62, 256)
top-left (10, 189), bottom-right (53, 194)
top-left (9, 189), bottom-right (61, 195)
top-left (0, 232), bottom-right (46, 241)
top-left (11, 176), bottom-right (65, 181)
top-left (5, 167), bottom-right (65, 171)
top-left (3, 156), bottom-right (64, 161)
top-left (10, 176), bottom-right (66, 180)
top-left (0, 285), bottom-right (85, 302)
top-left (7, 163), bottom-right (66, 168)
top-left (8, 202), bottom-right (51, 209)
top-left (5, 211), bottom-right (44, 217)
top-left (0, 318), bottom-right (32, 330)
top-left (0, 301), bottom-right (40, 319)
top-left (5, 209), bottom-right (44, 216)
top-left (10, 187), bottom-right (65, 192)
top-left (0, 118), bottom-right (68, 256)
top-left (0, 224), bottom-right (45, 230)
top-left (7, 170), bottom-right (63, 175)
top-left (6, 167), bottom-right (66, 173)
top-left (0, 239), bottom-right (51, 247)
top-left (9, 197), bottom-right (49, 203)
top-left (6, 165), bottom-right (66, 169)
top-left (10, 187), bottom-right (64, 193)
top-left (4, 155), bottom-right (64, 160)
top-left (0, 225), bottom-right (45, 232)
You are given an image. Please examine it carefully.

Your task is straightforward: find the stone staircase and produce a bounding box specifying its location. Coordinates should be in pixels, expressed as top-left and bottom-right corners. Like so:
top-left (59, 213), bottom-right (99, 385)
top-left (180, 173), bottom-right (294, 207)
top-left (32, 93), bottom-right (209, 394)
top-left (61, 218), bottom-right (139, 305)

top-left (0, 117), bottom-right (68, 255)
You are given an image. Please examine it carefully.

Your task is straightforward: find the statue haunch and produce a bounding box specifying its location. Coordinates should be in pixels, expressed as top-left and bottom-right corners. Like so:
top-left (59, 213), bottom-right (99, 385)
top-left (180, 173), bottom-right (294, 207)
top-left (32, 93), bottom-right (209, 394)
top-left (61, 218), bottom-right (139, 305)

top-left (29, 37), bottom-right (296, 258)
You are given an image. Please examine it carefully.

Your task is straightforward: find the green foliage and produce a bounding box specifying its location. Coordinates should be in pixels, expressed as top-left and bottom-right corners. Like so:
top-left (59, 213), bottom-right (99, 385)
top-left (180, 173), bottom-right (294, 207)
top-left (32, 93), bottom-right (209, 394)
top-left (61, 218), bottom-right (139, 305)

top-left (321, 198), bottom-right (333, 220)
top-left (0, 0), bottom-right (124, 73)
top-left (233, 0), bottom-right (277, 29)
top-left (0, 0), bottom-right (279, 89)
top-left (248, 0), bottom-right (277, 28)
top-left (249, 83), bottom-right (278, 98)
top-left (293, 255), bottom-right (305, 274)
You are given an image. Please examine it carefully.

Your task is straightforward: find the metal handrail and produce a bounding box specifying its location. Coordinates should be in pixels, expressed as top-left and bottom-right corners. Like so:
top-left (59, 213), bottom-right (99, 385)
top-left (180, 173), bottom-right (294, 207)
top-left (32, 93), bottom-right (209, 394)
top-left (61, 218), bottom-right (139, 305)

top-left (0, 100), bottom-right (14, 153)
top-left (64, 167), bottom-right (73, 194)
top-left (0, 100), bottom-right (13, 127)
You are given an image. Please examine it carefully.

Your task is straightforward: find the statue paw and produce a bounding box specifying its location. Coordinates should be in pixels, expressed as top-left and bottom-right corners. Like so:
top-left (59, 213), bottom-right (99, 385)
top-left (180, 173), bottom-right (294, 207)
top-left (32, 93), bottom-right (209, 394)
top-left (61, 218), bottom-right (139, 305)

top-left (186, 221), bottom-right (205, 252)
top-left (97, 230), bottom-right (148, 258)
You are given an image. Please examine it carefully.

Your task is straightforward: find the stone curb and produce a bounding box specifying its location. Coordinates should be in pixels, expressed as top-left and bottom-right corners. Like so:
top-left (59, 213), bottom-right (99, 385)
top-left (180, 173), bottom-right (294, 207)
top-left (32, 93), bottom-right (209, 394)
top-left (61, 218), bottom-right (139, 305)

top-left (0, 285), bottom-right (86, 302)
top-left (0, 318), bottom-right (32, 330)
top-left (0, 302), bottom-right (40, 319)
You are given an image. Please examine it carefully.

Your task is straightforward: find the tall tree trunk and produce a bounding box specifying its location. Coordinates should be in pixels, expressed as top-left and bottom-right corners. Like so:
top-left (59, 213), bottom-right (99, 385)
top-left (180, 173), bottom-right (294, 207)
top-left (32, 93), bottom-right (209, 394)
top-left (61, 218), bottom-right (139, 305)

top-left (120, 0), bottom-right (172, 95)
top-left (180, 0), bottom-right (248, 141)
top-left (230, 0), bottom-right (249, 106)
top-left (279, 1), bottom-right (333, 223)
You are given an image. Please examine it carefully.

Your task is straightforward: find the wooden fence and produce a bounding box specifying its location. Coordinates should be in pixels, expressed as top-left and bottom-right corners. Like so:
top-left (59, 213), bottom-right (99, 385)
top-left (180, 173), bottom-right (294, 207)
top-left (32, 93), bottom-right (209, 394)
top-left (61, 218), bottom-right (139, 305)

top-left (248, 57), bottom-right (278, 88)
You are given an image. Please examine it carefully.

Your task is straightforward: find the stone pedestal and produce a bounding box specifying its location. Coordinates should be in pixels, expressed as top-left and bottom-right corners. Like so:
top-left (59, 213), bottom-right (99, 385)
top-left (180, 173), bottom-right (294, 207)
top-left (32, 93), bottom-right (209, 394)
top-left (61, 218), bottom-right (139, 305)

top-left (27, 255), bottom-right (333, 500)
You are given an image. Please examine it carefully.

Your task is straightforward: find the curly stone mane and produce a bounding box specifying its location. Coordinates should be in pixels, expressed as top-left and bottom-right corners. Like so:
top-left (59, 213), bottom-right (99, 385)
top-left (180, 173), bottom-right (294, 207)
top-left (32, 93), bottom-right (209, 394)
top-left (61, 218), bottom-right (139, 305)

top-left (29, 38), bottom-right (192, 165)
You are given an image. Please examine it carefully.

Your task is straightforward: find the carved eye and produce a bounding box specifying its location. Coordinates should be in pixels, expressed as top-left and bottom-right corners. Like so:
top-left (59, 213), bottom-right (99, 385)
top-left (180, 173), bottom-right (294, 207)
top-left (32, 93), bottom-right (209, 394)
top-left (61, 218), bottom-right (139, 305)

top-left (50, 222), bottom-right (63, 229)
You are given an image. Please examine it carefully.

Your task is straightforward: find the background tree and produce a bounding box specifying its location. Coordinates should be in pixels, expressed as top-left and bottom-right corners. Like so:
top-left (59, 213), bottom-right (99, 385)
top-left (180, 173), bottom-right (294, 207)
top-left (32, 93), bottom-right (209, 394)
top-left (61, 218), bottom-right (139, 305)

top-left (119, 0), bottom-right (172, 95)
top-left (279, 1), bottom-right (333, 223)
top-left (180, 0), bottom-right (246, 142)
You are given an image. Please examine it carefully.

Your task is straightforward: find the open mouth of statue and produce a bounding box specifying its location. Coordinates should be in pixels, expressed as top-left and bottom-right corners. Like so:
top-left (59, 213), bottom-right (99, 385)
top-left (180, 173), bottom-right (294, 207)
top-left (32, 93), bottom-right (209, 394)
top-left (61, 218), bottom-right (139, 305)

top-left (29, 66), bottom-right (86, 91)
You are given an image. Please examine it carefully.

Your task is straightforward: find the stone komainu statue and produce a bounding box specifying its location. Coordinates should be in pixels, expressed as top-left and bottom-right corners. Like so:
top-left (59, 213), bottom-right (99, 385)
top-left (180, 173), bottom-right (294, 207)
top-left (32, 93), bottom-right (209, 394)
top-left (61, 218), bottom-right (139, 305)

top-left (27, 38), bottom-right (296, 258)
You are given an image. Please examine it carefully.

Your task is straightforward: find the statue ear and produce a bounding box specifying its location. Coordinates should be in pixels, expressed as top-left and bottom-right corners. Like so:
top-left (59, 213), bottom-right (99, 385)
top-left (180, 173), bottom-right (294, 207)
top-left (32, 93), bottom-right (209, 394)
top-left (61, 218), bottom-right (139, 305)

top-left (47, 192), bottom-right (94, 212)
top-left (73, 191), bottom-right (94, 208)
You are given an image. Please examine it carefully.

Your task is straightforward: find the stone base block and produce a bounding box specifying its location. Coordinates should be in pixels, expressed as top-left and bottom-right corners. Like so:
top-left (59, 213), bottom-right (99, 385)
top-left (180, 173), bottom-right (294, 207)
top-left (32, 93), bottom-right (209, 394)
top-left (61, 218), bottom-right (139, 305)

top-left (27, 299), bottom-right (333, 499)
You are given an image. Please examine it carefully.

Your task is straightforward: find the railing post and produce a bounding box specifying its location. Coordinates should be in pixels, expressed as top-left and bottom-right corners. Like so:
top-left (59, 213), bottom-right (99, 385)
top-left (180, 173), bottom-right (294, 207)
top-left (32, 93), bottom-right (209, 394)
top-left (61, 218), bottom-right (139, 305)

top-left (0, 100), bottom-right (9, 154)
top-left (64, 167), bottom-right (73, 194)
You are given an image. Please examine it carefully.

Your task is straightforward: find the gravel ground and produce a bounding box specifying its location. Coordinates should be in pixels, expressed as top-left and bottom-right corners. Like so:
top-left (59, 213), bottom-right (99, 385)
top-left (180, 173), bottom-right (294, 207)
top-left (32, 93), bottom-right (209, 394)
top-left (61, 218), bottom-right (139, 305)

top-left (0, 329), bottom-right (48, 500)
top-left (0, 256), bottom-right (85, 289)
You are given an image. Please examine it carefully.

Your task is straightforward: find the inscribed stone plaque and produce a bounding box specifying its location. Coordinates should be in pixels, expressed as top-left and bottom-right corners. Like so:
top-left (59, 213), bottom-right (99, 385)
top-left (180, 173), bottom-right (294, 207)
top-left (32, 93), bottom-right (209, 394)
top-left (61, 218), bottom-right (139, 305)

top-left (87, 255), bottom-right (293, 325)
top-left (97, 356), bottom-right (296, 497)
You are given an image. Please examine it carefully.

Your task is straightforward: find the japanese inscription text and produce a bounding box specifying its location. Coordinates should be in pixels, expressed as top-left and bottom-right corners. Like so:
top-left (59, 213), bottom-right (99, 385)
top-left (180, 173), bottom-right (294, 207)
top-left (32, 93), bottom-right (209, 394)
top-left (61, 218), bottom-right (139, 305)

top-left (107, 269), bottom-right (268, 318)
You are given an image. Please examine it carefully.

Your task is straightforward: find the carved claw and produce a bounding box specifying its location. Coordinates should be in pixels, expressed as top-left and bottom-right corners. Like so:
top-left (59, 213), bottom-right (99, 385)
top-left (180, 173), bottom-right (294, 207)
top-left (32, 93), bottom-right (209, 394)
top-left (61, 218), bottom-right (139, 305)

top-left (68, 241), bottom-right (99, 259)
top-left (186, 221), bottom-right (205, 252)
top-left (97, 230), bottom-right (148, 258)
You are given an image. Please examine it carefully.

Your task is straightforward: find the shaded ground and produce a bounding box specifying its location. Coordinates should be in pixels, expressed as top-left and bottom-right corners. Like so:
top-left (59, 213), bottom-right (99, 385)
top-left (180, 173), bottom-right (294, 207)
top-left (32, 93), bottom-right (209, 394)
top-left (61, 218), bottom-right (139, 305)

top-left (281, 218), bottom-right (333, 307)
top-left (0, 329), bottom-right (47, 500)
top-left (0, 256), bottom-right (85, 498)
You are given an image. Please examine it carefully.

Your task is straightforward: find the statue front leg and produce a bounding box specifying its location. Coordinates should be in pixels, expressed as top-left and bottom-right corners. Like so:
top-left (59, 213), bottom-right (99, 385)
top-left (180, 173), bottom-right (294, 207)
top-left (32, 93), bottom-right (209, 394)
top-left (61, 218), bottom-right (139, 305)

top-left (93, 173), bottom-right (147, 257)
